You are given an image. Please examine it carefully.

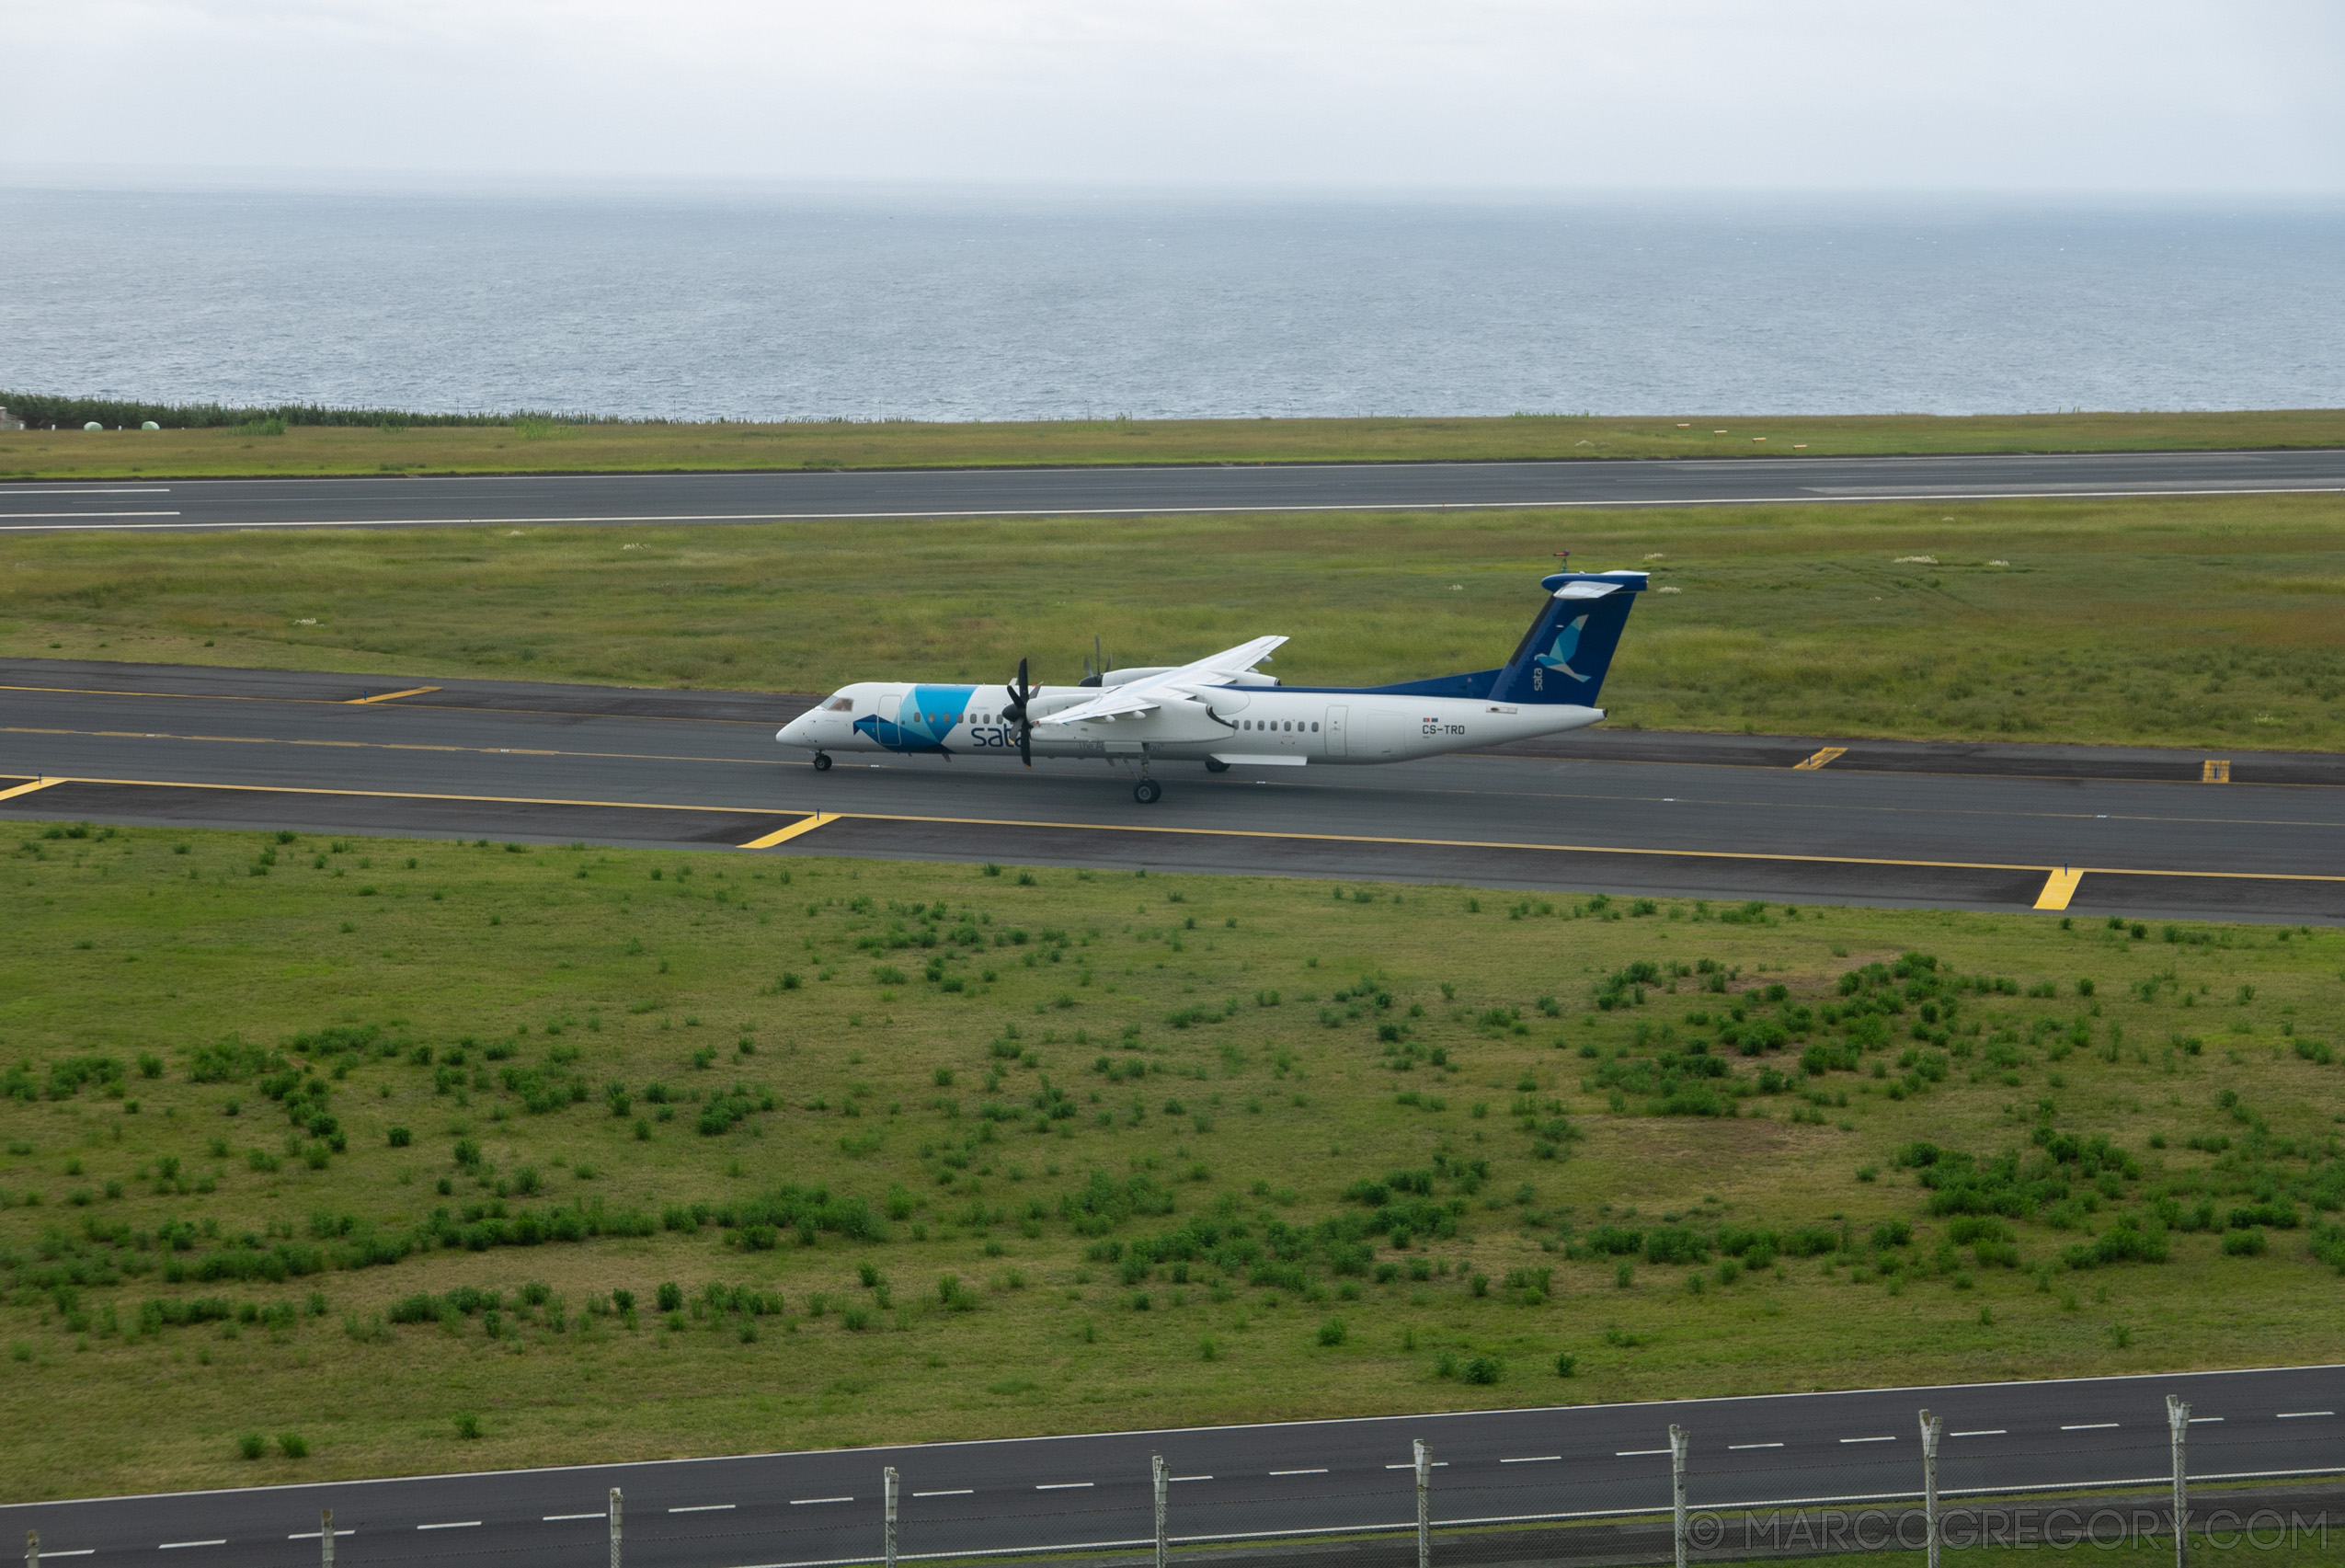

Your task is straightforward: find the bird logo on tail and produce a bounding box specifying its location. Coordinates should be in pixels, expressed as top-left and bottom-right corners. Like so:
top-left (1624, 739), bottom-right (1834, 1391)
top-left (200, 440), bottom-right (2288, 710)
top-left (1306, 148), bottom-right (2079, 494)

top-left (1534, 614), bottom-right (1590, 683)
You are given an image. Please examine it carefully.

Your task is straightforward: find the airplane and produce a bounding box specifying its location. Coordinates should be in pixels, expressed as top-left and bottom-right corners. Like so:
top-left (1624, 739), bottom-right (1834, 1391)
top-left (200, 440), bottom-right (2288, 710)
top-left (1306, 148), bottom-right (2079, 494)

top-left (774, 568), bottom-right (1648, 803)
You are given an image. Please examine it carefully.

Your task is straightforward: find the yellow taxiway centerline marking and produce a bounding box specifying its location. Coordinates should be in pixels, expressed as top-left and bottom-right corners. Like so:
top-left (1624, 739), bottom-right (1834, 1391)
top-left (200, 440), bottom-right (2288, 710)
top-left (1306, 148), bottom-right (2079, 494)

top-left (1793, 747), bottom-right (1847, 771)
top-left (3, 775), bottom-right (2340, 887)
top-left (738, 812), bottom-right (832, 850)
top-left (0, 682), bottom-right (784, 728)
top-left (347, 686), bottom-right (441, 704)
top-left (2202, 759), bottom-right (2231, 784)
top-left (0, 777), bottom-right (65, 802)
top-left (0, 775), bottom-right (768, 815)
top-left (2033, 866), bottom-right (2085, 910)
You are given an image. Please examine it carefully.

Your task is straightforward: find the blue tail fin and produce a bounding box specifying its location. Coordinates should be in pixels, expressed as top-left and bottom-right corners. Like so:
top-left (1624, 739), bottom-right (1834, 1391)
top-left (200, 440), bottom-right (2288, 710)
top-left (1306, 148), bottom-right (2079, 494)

top-left (1490, 571), bottom-right (1648, 706)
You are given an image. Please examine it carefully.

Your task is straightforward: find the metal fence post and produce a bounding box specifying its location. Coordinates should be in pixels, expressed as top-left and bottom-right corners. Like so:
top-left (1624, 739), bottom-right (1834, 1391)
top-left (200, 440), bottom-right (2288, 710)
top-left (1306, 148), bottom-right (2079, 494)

top-left (1151, 1454), bottom-right (1168, 1568)
top-left (2168, 1396), bottom-right (2190, 1568)
top-left (1919, 1409), bottom-right (1942, 1568)
top-left (1669, 1425), bottom-right (1689, 1568)
top-left (884, 1467), bottom-right (898, 1568)
top-left (1413, 1438), bottom-right (1431, 1568)
top-left (27, 1529), bottom-right (37, 1568)
top-left (320, 1511), bottom-right (333, 1568)
top-left (610, 1487), bottom-right (623, 1568)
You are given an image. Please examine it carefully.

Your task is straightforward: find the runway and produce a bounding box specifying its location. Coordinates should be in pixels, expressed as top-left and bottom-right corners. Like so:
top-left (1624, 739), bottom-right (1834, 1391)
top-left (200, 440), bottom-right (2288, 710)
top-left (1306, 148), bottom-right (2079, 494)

top-left (1, 1366), bottom-right (2337, 1568)
top-left (6, 447), bottom-right (2345, 532)
top-left (4, 660), bottom-right (2341, 922)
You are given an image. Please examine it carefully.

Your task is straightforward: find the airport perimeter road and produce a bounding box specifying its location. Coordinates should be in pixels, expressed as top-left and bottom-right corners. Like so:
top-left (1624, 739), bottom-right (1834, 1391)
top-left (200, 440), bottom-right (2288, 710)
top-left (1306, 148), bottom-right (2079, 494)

top-left (4, 663), bottom-right (2341, 921)
top-left (1, 1367), bottom-right (2338, 1568)
top-left (5, 448), bottom-right (2345, 532)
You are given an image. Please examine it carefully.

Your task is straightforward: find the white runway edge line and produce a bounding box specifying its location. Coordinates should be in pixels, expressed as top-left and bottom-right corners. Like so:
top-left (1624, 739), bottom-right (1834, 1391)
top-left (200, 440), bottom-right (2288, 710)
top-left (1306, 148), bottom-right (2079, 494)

top-left (543, 1514), bottom-right (607, 1521)
top-left (1840, 1436), bottom-right (1895, 1444)
top-left (2062, 1424), bottom-right (2121, 1431)
top-left (287, 1531), bottom-right (353, 1540)
top-left (1384, 1461), bottom-right (1449, 1469)
top-left (1951, 1430), bottom-right (2008, 1437)
top-left (1035, 1482), bottom-right (1093, 1491)
top-left (788, 1499), bottom-right (852, 1507)
top-left (39, 1552), bottom-right (95, 1559)
top-left (1500, 1456), bottom-right (1561, 1464)
top-left (669, 1504), bottom-right (737, 1513)
top-left (911, 1491), bottom-right (974, 1498)
top-left (1616, 1448), bottom-right (1672, 1457)
top-left (9, 484), bottom-right (2345, 534)
top-left (417, 1522), bottom-right (480, 1530)
top-left (1169, 1477), bottom-right (1212, 1483)
top-left (1729, 1443), bottom-right (1786, 1450)
top-left (158, 1542), bottom-right (226, 1550)
top-left (2277, 1412), bottom-right (2336, 1418)
top-left (1268, 1469), bottom-right (1329, 1476)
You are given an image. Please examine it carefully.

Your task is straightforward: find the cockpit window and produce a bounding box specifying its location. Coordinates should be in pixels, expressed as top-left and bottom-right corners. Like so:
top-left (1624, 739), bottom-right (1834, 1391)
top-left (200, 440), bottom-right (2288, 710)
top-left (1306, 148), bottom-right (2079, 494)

top-left (823, 696), bottom-right (853, 713)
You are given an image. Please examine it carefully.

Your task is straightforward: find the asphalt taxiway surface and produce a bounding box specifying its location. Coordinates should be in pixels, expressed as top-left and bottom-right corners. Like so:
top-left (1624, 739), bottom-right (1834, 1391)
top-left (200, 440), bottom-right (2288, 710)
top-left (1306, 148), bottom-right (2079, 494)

top-left (6, 448), bottom-right (2345, 533)
top-left (3, 660), bottom-right (2340, 921)
top-left (1, 1367), bottom-right (2337, 1568)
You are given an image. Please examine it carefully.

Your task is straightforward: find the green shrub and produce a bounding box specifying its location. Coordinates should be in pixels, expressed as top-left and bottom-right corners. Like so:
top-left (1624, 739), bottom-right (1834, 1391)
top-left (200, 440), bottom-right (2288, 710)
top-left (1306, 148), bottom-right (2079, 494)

top-left (237, 1432), bottom-right (265, 1459)
top-left (277, 1433), bottom-right (308, 1459)
top-left (1461, 1355), bottom-right (1503, 1385)
top-left (454, 1412), bottom-right (483, 1439)
top-left (1317, 1318), bottom-right (1347, 1346)
top-left (1554, 1353), bottom-right (1577, 1377)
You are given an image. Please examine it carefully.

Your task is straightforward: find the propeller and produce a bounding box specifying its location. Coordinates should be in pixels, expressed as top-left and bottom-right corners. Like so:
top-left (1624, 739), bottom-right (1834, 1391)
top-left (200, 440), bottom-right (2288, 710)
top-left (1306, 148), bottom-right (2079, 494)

top-left (1080, 635), bottom-right (1109, 689)
top-left (1001, 657), bottom-right (1038, 768)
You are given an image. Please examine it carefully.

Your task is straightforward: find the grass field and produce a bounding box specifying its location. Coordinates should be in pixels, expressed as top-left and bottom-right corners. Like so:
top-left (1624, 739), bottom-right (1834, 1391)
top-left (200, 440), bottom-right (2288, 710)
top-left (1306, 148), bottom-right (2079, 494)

top-left (4, 493), bottom-right (2343, 750)
top-left (3, 820), bottom-right (2342, 1500)
top-left (4, 408), bottom-right (2343, 482)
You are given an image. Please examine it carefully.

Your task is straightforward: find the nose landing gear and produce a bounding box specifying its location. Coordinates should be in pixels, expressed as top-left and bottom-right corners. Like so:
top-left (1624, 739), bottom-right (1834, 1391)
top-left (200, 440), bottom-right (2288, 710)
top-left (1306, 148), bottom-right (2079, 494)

top-left (812, 752), bottom-right (832, 772)
top-left (1133, 778), bottom-right (1161, 805)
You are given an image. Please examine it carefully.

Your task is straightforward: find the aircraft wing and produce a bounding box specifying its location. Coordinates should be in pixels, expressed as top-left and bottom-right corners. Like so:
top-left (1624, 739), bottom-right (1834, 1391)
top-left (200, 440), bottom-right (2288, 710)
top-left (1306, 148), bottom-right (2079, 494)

top-left (1035, 635), bottom-right (1287, 726)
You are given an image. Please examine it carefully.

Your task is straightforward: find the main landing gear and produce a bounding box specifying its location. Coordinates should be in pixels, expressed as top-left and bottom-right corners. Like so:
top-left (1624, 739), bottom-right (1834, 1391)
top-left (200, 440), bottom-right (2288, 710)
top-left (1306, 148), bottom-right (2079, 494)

top-left (1133, 778), bottom-right (1162, 805)
top-left (812, 752), bottom-right (832, 772)
top-left (1203, 758), bottom-right (1230, 773)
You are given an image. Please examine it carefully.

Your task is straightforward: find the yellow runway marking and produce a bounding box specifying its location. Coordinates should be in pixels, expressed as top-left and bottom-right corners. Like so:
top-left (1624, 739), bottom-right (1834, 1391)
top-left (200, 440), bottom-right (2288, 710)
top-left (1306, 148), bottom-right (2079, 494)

top-left (2203, 759), bottom-right (2231, 784)
top-left (2033, 866), bottom-right (2085, 910)
top-left (346, 687), bottom-right (441, 704)
top-left (752, 807), bottom-right (2345, 886)
top-left (739, 813), bottom-right (833, 849)
top-left (0, 777), bottom-right (65, 802)
top-left (1793, 747), bottom-right (1847, 771)
top-left (2, 774), bottom-right (2340, 890)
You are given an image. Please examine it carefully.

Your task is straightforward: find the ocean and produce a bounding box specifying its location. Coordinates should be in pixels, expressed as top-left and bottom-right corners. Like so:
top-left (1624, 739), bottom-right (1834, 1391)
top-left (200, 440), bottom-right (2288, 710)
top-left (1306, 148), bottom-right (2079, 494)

top-left (3, 184), bottom-right (2339, 421)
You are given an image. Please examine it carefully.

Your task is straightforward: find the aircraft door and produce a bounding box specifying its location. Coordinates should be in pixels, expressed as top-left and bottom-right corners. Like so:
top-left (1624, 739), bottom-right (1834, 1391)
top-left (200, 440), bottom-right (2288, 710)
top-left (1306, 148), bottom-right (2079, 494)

top-left (1324, 704), bottom-right (1347, 758)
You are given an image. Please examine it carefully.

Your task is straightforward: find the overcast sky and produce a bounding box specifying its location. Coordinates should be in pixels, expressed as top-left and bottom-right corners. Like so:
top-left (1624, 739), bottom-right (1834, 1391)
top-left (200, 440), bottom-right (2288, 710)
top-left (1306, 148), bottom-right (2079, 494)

top-left (12, 0), bottom-right (2344, 194)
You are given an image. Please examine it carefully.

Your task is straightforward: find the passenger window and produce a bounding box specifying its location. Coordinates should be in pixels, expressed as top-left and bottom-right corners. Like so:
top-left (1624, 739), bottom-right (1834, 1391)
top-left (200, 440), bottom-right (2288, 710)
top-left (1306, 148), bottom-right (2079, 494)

top-left (1311, 722), bottom-right (1320, 732)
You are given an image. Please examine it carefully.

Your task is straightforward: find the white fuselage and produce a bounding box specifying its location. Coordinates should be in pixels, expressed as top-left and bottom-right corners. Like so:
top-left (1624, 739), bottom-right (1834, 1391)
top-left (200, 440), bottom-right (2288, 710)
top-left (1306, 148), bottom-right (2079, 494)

top-left (776, 681), bottom-right (1604, 768)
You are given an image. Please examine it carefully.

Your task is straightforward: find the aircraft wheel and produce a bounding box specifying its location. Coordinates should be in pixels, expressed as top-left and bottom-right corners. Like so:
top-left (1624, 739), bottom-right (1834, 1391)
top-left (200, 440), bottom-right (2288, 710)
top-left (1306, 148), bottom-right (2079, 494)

top-left (1203, 759), bottom-right (1230, 773)
top-left (1133, 778), bottom-right (1162, 805)
top-left (812, 752), bottom-right (832, 772)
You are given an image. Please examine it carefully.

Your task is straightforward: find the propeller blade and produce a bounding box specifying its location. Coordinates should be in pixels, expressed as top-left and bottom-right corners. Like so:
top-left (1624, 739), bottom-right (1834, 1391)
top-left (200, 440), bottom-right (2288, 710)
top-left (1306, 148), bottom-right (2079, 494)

top-left (1019, 724), bottom-right (1031, 769)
